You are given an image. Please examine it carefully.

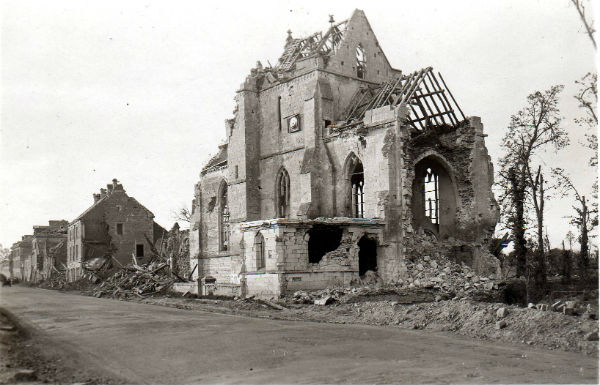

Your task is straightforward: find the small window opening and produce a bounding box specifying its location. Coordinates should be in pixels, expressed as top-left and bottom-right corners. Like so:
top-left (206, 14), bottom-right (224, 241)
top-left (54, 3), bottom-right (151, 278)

top-left (116, 223), bottom-right (123, 235)
top-left (276, 168), bottom-right (290, 218)
top-left (424, 167), bottom-right (440, 225)
top-left (136, 244), bottom-right (144, 258)
top-left (277, 96), bottom-right (282, 131)
top-left (235, 165), bottom-right (239, 179)
top-left (324, 119), bottom-right (332, 128)
top-left (255, 232), bottom-right (265, 270)
top-left (356, 44), bottom-right (366, 79)
top-left (219, 184), bottom-right (230, 251)
top-left (351, 162), bottom-right (365, 218)
top-left (307, 225), bottom-right (343, 263)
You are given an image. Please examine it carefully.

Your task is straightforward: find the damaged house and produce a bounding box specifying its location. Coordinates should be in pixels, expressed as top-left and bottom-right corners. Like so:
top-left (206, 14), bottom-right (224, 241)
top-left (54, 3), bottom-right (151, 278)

top-left (189, 9), bottom-right (499, 298)
top-left (10, 235), bottom-right (33, 281)
top-left (66, 179), bottom-right (166, 282)
top-left (30, 220), bottom-right (68, 282)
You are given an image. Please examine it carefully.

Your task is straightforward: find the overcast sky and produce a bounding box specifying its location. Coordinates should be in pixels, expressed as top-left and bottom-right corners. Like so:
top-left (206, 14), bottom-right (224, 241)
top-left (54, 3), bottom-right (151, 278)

top-left (1, 0), bottom-right (597, 250)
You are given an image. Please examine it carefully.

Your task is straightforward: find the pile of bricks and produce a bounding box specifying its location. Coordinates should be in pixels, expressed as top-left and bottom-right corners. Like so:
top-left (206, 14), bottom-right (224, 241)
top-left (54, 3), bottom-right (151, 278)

top-left (400, 255), bottom-right (499, 296)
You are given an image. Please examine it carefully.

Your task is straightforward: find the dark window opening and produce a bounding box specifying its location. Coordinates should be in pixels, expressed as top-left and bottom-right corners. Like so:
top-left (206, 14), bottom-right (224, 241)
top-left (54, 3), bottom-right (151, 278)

top-left (276, 168), bottom-right (290, 218)
top-left (356, 44), bottom-right (366, 79)
top-left (235, 165), bottom-right (239, 179)
top-left (358, 235), bottom-right (377, 276)
top-left (277, 96), bottom-right (282, 131)
top-left (351, 161), bottom-right (365, 218)
top-left (136, 244), bottom-right (144, 258)
top-left (307, 225), bottom-right (343, 263)
top-left (116, 223), bottom-right (123, 235)
top-left (255, 232), bottom-right (265, 270)
top-left (219, 184), bottom-right (230, 251)
top-left (424, 167), bottom-right (440, 225)
top-left (324, 119), bottom-right (332, 128)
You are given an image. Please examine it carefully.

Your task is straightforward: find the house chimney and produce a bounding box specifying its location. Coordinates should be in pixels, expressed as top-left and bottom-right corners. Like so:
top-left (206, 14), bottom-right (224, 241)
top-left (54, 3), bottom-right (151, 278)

top-left (100, 188), bottom-right (107, 197)
top-left (93, 193), bottom-right (101, 203)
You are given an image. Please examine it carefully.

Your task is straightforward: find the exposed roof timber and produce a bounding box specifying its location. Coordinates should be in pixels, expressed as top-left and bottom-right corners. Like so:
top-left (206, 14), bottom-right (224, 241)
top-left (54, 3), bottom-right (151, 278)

top-left (277, 20), bottom-right (348, 71)
top-left (344, 67), bottom-right (466, 131)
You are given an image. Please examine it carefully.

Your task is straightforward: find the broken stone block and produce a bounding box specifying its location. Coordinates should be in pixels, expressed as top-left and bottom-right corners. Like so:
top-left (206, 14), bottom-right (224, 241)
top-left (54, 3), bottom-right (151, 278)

top-left (430, 261), bottom-right (438, 269)
top-left (496, 307), bottom-right (509, 318)
top-left (423, 256), bottom-right (431, 262)
top-left (584, 331), bottom-right (599, 341)
top-left (10, 369), bottom-right (36, 382)
top-left (484, 282), bottom-right (494, 290)
top-left (565, 301), bottom-right (577, 309)
top-left (314, 296), bottom-right (335, 306)
top-left (416, 264), bottom-right (424, 271)
top-left (495, 320), bottom-right (507, 329)
top-left (527, 303), bottom-right (535, 309)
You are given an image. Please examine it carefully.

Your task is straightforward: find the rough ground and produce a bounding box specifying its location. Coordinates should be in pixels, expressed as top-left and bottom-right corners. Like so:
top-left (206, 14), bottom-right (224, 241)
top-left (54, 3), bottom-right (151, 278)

top-left (134, 289), bottom-right (599, 356)
top-left (0, 307), bottom-right (117, 384)
top-left (1, 286), bottom-right (597, 384)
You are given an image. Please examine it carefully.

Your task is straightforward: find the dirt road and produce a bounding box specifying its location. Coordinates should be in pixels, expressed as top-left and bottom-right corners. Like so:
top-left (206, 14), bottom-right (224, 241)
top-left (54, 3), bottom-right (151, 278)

top-left (0, 286), bottom-right (597, 384)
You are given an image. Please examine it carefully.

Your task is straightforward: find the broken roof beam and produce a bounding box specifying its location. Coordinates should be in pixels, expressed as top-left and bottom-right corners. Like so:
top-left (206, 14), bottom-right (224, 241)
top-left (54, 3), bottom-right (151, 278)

top-left (437, 72), bottom-right (466, 121)
top-left (314, 19), bottom-right (348, 54)
top-left (425, 71), bottom-right (459, 125)
top-left (414, 88), bottom-right (446, 126)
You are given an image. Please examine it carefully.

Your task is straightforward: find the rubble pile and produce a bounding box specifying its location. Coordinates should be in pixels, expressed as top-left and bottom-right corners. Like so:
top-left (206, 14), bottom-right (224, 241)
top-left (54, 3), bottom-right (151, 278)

top-left (287, 254), bottom-right (502, 306)
top-left (400, 255), bottom-right (500, 297)
top-left (87, 262), bottom-right (175, 299)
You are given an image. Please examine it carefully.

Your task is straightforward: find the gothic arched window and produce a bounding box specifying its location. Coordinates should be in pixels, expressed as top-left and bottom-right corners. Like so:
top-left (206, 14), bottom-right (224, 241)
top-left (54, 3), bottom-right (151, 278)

top-left (424, 167), bottom-right (439, 225)
top-left (276, 168), bottom-right (290, 218)
top-left (351, 160), bottom-right (365, 218)
top-left (356, 44), bottom-right (366, 79)
top-left (255, 232), bottom-right (265, 270)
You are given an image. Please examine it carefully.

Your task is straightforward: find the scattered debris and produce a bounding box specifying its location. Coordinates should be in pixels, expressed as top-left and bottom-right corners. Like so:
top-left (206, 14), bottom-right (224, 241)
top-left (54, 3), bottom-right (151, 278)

top-left (584, 331), bottom-right (598, 341)
top-left (314, 296), bottom-right (336, 306)
top-left (496, 307), bottom-right (509, 318)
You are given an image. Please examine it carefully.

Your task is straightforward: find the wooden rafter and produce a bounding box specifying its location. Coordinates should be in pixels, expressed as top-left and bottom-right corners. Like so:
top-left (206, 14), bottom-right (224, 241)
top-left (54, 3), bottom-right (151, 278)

top-left (344, 67), bottom-right (466, 132)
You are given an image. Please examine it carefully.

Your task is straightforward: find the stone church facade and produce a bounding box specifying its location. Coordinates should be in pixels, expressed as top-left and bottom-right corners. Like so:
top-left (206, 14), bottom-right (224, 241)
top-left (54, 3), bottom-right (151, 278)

top-left (189, 9), bottom-right (499, 298)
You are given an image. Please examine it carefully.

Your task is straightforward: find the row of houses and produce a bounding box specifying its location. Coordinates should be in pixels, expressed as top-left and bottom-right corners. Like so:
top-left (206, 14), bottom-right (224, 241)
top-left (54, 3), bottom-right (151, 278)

top-left (8, 179), bottom-right (166, 282)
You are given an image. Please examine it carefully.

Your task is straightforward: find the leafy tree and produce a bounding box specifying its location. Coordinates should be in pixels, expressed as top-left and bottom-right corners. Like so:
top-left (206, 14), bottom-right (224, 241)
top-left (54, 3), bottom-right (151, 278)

top-left (499, 85), bottom-right (568, 302)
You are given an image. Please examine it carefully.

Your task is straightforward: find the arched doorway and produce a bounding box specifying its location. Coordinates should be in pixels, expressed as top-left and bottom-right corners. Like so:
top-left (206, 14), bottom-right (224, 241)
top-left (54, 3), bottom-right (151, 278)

top-left (411, 155), bottom-right (457, 237)
top-left (358, 235), bottom-right (377, 276)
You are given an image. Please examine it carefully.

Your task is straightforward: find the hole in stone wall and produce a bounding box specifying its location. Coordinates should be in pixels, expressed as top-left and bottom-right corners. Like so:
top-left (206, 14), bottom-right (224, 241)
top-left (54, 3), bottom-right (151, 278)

top-left (307, 225), bottom-right (343, 263)
top-left (358, 235), bottom-right (377, 276)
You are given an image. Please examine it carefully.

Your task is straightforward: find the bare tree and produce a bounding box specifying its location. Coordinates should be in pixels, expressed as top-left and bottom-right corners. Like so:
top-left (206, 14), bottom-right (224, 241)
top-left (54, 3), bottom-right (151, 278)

top-left (171, 206), bottom-right (191, 223)
top-left (571, 0), bottom-right (596, 49)
top-left (499, 85), bottom-right (568, 302)
top-left (554, 168), bottom-right (598, 281)
top-left (574, 72), bottom-right (598, 167)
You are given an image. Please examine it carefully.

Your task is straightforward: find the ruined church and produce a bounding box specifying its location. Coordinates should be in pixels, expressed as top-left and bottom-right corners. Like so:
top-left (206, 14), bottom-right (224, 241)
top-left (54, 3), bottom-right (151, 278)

top-left (189, 9), bottom-right (499, 297)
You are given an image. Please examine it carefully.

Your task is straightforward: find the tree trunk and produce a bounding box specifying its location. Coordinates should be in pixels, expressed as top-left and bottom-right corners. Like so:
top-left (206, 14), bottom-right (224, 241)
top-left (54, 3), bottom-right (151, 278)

top-left (509, 167), bottom-right (527, 277)
top-left (579, 196), bottom-right (590, 281)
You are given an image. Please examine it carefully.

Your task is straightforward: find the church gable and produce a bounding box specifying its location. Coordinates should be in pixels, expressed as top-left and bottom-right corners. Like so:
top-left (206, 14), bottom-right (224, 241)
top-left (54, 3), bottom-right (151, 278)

top-left (324, 9), bottom-right (396, 82)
